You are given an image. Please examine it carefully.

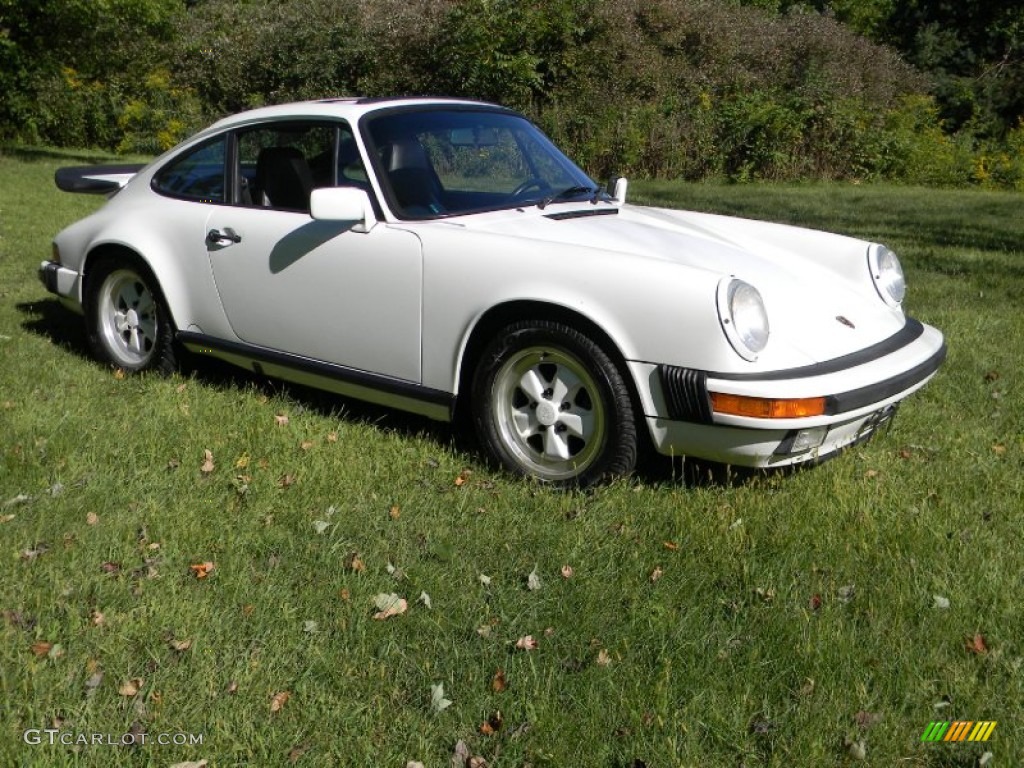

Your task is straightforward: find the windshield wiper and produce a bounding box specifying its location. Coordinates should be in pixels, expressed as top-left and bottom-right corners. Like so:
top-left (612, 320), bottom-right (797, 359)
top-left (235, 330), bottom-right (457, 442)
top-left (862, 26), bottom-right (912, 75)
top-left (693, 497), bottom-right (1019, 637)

top-left (537, 185), bottom-right (602, 210)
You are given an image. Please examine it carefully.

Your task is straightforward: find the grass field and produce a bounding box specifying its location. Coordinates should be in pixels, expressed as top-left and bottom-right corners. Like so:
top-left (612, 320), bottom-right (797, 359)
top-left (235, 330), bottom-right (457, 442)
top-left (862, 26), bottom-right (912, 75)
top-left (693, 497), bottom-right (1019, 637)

top-left (1, 148), bottom-right (1021, 766)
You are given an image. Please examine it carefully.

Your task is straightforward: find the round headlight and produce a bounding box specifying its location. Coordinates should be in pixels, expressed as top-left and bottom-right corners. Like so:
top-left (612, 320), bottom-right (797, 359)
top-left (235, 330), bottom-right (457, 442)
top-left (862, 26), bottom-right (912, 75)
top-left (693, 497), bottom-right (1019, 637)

top-left (717, 278), bottom-right (769, 361)
top-left (868, 244), bottom-right (905, 306)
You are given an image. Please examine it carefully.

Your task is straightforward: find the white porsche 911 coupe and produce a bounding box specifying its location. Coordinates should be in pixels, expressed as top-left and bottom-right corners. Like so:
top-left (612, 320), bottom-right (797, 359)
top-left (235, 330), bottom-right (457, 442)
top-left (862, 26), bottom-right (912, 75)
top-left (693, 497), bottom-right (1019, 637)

top-left (40, 97), bottom-right (945, 486)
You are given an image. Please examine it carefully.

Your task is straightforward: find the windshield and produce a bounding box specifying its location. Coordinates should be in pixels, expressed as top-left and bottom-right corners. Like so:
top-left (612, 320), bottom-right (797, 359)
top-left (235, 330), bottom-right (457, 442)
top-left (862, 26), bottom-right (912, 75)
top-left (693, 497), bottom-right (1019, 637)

top-left (363, 107), bottom-right (599, 219)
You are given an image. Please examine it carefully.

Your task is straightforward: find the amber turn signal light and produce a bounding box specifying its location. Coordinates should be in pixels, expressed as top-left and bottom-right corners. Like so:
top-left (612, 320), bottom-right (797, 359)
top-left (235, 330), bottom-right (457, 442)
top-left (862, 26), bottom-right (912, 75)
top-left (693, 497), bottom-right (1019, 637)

top-left (710, 392), bottom-right (827, 419)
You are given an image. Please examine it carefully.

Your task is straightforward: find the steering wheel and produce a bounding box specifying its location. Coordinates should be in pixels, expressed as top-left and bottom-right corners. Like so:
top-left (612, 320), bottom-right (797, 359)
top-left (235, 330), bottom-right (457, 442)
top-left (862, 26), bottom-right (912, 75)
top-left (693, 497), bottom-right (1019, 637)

top-left (510, 177), bottom-right (549, 198)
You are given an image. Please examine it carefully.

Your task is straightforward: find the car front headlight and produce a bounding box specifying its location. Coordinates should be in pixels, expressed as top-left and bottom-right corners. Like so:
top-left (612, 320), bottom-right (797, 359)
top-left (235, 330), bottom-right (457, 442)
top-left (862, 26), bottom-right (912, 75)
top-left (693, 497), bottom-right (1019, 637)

top-left (717, 277), bottom-right (769, 361)
top-left (867, 244), bottom-right (905, 307)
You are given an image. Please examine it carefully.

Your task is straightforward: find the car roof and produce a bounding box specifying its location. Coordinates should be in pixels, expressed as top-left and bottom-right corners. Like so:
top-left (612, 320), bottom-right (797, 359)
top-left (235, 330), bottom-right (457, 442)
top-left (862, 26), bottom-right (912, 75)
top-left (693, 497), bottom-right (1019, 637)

top-left (204, 96), bottom-right (511, 132)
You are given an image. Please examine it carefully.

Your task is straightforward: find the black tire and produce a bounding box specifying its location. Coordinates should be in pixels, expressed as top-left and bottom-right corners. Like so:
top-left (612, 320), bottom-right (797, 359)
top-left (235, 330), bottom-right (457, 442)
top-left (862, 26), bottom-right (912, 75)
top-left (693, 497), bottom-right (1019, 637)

top-left (84, 254), bottom-right (177, 375)
top-left (471, 320), bottom-right (637, 487)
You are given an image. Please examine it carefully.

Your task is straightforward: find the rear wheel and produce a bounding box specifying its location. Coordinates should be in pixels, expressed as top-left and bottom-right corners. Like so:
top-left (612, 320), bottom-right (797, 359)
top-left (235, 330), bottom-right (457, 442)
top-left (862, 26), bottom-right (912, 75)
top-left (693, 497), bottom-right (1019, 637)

top-left (472, 321), bottom-right (637, 487)
top-left (85, 255), bottom-right (177, 374)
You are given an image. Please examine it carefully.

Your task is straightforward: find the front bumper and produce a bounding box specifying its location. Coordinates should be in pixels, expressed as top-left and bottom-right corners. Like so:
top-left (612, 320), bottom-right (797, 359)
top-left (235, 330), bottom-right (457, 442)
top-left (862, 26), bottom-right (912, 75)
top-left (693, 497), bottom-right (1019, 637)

top-left (635, 317), bottom-right (946, 467)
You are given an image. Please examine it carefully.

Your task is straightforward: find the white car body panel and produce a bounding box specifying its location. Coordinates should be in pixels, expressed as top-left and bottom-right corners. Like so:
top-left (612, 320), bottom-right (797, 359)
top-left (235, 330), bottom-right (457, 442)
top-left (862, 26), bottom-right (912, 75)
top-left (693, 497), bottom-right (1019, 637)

top-left (40, 97), bottom-right (946, 474)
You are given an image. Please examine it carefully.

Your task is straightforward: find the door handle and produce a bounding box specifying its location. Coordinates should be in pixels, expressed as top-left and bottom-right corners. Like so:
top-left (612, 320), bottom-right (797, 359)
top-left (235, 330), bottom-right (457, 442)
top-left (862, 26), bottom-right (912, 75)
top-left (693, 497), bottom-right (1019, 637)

top-left (207, 227), bottom-right (242, 245)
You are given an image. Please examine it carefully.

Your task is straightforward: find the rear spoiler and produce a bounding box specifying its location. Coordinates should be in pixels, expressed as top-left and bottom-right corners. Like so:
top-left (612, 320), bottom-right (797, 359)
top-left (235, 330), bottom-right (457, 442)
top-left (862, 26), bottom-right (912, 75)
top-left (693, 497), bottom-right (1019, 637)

top-left (54, 164), bottom-right (146, 194)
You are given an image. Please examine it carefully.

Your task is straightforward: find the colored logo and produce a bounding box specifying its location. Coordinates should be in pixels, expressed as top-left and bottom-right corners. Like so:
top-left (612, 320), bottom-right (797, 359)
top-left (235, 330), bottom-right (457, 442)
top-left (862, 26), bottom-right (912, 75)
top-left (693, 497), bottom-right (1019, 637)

top-left (921, 721), bottom-right (997, 742)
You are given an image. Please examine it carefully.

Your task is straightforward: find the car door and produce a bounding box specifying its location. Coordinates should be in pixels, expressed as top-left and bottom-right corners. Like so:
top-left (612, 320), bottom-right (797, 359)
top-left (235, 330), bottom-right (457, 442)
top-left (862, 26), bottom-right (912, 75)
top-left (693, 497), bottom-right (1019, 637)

top-left (204, 120), bottom-right (423, 384)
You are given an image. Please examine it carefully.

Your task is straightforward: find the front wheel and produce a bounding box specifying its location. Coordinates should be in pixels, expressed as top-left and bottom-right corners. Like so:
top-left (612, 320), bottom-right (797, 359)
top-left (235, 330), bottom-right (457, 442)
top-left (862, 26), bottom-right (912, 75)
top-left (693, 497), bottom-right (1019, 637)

top-left (84, 255), bottom-right (177, 374)
top-left (472, 321), bottom-right (637, 487)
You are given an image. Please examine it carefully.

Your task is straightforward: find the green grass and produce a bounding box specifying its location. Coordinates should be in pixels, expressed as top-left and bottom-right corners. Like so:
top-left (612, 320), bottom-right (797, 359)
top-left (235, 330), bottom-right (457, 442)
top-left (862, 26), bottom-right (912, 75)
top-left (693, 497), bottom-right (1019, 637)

top-left (1, 151), bottom-right (1022, 766)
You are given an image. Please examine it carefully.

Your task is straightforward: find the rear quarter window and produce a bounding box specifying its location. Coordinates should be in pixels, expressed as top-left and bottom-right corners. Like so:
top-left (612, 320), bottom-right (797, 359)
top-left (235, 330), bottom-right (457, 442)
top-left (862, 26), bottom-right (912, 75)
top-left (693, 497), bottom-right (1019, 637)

top-left (152, 137), bottom-right (227, 203)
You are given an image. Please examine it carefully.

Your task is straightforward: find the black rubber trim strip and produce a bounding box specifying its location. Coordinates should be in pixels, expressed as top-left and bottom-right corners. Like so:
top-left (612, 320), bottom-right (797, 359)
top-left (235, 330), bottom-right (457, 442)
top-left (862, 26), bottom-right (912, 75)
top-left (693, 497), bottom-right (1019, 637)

top-left (38, 262), bottom-right (60, 293)
top-left (824, 342), bottom-right (946, 414)
top-left (712, 318), bottom-right (926, 382)
top-left (177, 332), bottom-right (454, 410)
top-left (544, 208), bottom-right (619, 221)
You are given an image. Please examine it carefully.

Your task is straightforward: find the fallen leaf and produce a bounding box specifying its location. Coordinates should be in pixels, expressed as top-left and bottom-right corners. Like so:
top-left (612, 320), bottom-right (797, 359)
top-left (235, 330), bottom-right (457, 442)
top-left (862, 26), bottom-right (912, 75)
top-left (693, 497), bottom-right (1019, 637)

top-left (479, 710), bottom-right (503, 735)
top-left (313, 520), bottom-right (330, 535)
top-left (86, 512), bottom-right (99, 526)
top-left (389, 504), bottom-right (401, 520)
top-left (430, 682), bottom-right (452, 713)
top-left (837, 584), bottom-right (856, 603)
top-left (454, 469), bottom-right (472, 487)
top-left (451, 740), bottom-right (471, 768)
top-left (527, 565), bottom-right (542, 591)
top-left (235, 453), bottom-right (250, 469)
top-left (0, 514), bottom-right (14, 523)
top-left (898, 448), bottom-right (912, 459)
top-left (649, 566), bottom-right (663, 583)
top-left (663, 541), bottom-right (679, 551)
top-left (169, 760), bottom-right (208, 768)
top-left (303, 620), bottom-right (318, 634)
top-left (405, 762), bottom-right (425, 768)
top-left (468, 758), bottom-right (488, 768)
top-left (339, 588), bottom-right (351, 602)
top-left (270, 690), bottom-right (290, 713)
top-left (560, 564), bottom-right (573, 579)
top-left (200, 449), bottom-right (215, 474)
top-left (326, 431), bottom-right (338, 443)
top-left (166, 458), bottom-right (180, 470)
top-left (798, 677), bottom-right (815, 697)
top-left (755, 587), bottom-right (775, 603)
top-left (809, 594), bottom-right (822, 611)
top-left (113, 368), bottom-right (125, 380)
top-left (169, 638), bottom-right (192, 652)
top-left (478, 573), bottom-right (492, 586)
top-left (933, 595), bottom-right (950, 610)
top-left (90, 609), bottom-right (105, 627)
top-left (85, 671), bottom-right (103, 695)
top-left (30, 641), bottom-right (53, 658)
top-left (277, 473), bottom-right (296, 488)
top-left (274, 413), bottom-right (289, 427)
top-left (992, 444), bottom-right (1006, 455)
top-left (417, 591), bottom-right (432, 609)
top-left (596, 648), bottom-right (612, 667)
top-left (190, 561), bottom-right (215, 579)
top-left (864, 469), bottom-right (879, 479)
top-left (965, 633), bottom-right (988, 654)
top-left (101, 560), bottom-right (121, 575)
top-left (845, 737), bottom-right (867, 760)
top-left (984, 370), bottom-right (1000, 382)
top-left (118, 677), bottom-right (143, 697)
top-left (299, 440), bottom-right (314, 451)
top-left (372, 593), bottom-right (407, 620)
top-left (344, 552), bottom-right (365, 572)
top-left (491, 668), bottom-right (507, 692)
top-left (20, 543), bottom-right (49, 561)
top-left (226, 681), bottom-right (239, 695)
top-left (515, 635), bottom-right (538, 651)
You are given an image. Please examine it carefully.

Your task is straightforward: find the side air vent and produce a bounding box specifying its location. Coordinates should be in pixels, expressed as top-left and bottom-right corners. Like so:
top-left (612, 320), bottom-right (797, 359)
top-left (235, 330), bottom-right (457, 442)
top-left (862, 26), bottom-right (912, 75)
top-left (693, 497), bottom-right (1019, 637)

top-left (659, 366), bottom-right (713, 424)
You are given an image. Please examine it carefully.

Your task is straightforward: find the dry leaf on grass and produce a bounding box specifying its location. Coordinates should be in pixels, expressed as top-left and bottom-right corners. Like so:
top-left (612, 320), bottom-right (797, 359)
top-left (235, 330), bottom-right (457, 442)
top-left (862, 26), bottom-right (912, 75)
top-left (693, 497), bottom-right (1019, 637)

top-left (372, 593), bottom-right (407, 620)
top-left (515, 635), bottom-right (538, 651)
top-left (270, 690), bottom-right (290, 713)
top-left (479, 710), bottom-right (503, 735)
top-left (596, 649), bottom-right (612, 667)
top-left (190, 562), bottom-right (215, 579)
top-left (965, 633), bottom-right (988, 654)
top-left (526, 566), bottom-right (542, 591)
top-left (199, 449), bottom-right (215, 474)
top-left (560, 564), bottom-right (573, 579)
top-left (430, 682), bottom-right (452, 713)
top-left (86, 512), bottom-right (99, 525)
top-left (118, 677), bottom-right (143, 697)
top-left (30, 641), bottom-right (53, 658)
top-left (274, 413), bottom-right (289, 427)
top-left (491, 668), bottom-right (507, 693)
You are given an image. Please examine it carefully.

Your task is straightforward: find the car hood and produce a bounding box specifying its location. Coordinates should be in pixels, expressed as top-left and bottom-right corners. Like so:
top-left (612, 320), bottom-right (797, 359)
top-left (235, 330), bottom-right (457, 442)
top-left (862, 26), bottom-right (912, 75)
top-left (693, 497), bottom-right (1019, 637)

top-left (446, 203), bottom-right (906, 367)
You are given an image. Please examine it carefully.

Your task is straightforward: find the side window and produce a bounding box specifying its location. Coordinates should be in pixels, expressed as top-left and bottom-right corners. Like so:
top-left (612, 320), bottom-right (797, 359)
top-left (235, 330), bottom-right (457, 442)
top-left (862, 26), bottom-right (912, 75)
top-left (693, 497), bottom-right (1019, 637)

top-left (236, 122), bottom-right (366, 212)
top-left (152, 137), bottom-right (227, 202)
